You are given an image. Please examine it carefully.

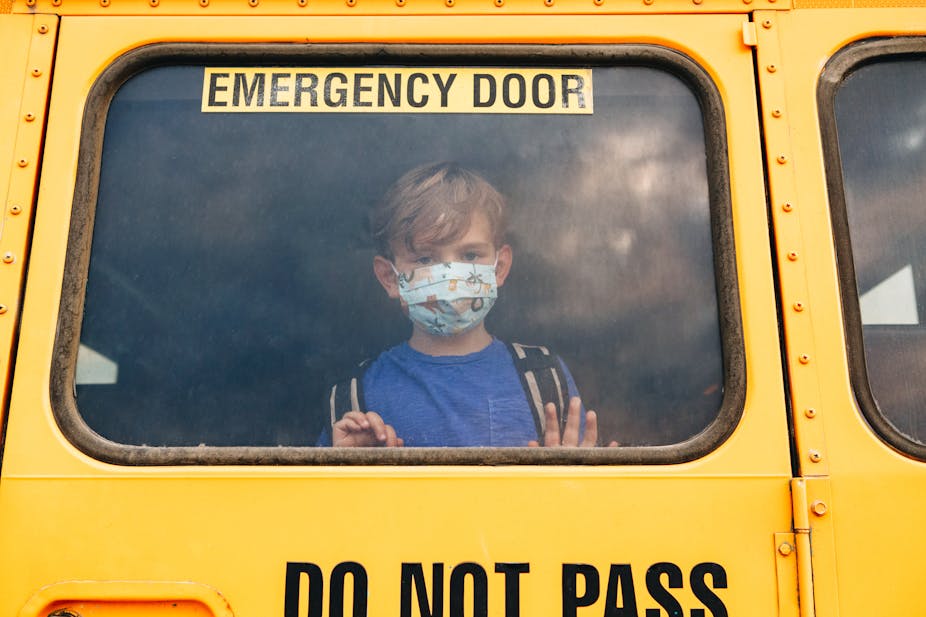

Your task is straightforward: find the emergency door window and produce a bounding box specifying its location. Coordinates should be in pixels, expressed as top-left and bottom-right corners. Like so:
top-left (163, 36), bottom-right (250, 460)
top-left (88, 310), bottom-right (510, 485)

top-left (57, 45), bottom-right (742, 463)
top-left (825, 40), bottom-right (926, 455)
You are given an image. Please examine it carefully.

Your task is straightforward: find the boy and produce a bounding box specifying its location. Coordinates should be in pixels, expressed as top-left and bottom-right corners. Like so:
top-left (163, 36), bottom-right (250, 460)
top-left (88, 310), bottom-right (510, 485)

top-left (327, 162), bottom-right (607, 448)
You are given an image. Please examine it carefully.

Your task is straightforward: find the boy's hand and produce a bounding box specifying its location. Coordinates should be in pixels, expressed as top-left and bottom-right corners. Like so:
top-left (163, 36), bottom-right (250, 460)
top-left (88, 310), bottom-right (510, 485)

top-left (528, 397), bottom-right (619, 448)
top-left (332, 411), bottom-right (404, 447)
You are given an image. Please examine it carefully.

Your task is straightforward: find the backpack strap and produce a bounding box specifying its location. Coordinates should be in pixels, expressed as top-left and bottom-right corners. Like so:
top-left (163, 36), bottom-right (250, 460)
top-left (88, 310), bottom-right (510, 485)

top-left (328, 360), bottom-right (369, 434)
top-left (506, 342), bottom-right (570, 441)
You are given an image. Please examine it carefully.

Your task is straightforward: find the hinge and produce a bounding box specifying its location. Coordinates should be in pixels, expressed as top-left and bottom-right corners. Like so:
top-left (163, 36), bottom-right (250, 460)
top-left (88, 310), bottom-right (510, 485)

top-left (790, 479), bottom-right (816, 617)
top-left (742, 21), bottom-right (758, 47)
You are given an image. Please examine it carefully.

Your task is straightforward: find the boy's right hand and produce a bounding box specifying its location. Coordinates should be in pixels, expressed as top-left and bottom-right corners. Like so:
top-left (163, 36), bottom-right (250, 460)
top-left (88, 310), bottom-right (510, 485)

top-left (332, 411), bottom-right (404, 447)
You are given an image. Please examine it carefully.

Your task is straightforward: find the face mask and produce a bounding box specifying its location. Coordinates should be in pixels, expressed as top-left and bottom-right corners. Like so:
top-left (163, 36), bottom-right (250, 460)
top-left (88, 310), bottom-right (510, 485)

top-left (392, 260), bottom-right (498, 336)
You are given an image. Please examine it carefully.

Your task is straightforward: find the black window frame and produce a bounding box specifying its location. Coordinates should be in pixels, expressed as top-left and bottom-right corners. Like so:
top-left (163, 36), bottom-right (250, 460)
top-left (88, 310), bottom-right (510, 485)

top-left (820, 36), bottom-right (926, 461)
top-left (51, 42), bottom-right (745, 466)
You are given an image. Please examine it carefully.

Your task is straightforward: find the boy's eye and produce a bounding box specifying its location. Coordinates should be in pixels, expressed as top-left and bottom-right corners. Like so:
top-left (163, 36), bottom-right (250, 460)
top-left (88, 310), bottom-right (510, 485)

top-left (415, 256), bottom-right (433, 265)
top-left (462, 252), bottom-right (479, 261)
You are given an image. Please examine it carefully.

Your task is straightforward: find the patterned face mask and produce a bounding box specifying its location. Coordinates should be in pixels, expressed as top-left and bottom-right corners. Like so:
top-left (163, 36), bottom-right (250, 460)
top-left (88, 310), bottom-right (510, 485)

top-left (392, 260), bottom-right (498, 336)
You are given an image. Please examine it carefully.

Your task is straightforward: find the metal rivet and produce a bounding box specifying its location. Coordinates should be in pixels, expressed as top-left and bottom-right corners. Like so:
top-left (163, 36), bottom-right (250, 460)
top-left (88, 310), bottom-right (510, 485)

top-left (782, 201), bottom-right (793, 212)
top-left (298, 0), bottom-right (308, 5)
top-left (809, 450), bottom-right (823, 463)
top-left (2, 253), bottom-right (15, 264)
top-left (767, 64), bottom-right (777, 73)
top-left (742, 0), bottom-right (752, 4)
top-left (544, 0), bottom-right (554, 5)
top-left (772, 109), bottom-right (782, 118)
top-left (643, 0), bottom-right (654, 5)
top-left (26, 0), bottom-right (36, 5)
top-left (445, 0), bottom-right (455, 6)
top-left (778, 542), bottom-right (793, 556)
top-left (149, 0), bottom-right (159, 6)
top-left (811, 500), bottom-right (828, 516)
top-left (24, 113), bottom-right (36, 122)
top-left (17, 159), bottom-right (28, 168)
top-left (10, 205), bottom-right (22, 215)
top-left (799, 353), bottom-right (810, 364)
top-left (395, 0), bottom-right (405, 5)
top-left (776, 154), bottom-right (788, 164)
top-left (793, 301), bottom-right (804, 312)
top-left (31, 68), bottom-right (43, 77)
top-left (38, 24), bottom-right (50, 34)
top-left (494, 0), bottom-right (504, 7)
top-left (805, 408), bottom-right (817, 418)
top-left (52, 0), bottom-right (62, 5)
top-left (100, 0), bottom-right (110, 6)
top-left (0, 305), bottom-right (7, 315)
top-left (200, 0), bottom-right (210, 6)
top-left (345, 0), bottom-right (356, 6)
top-left (692, 0), bottom-right (703, 4)
top-left (593, 0), bottom-right (604, 5)
top-left (761, 18), bottom-right (772, 28)
top-left (787, 251), bottom-right (799, 261)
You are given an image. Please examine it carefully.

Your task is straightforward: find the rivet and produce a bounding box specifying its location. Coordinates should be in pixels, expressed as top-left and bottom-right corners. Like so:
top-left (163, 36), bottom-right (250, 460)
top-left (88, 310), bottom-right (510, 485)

top-left (38, 24), bottom-right (50, 34)
top-left (805, 408), bottom-right (817, 418)
top-left (742, 0), bottom-right (752, 4)
top-left (767, 64), bottom-right (777, 73)
top-left (24, 113), bottom-right (36, 122)
top-left (809, 450), bottom-right (823, 463)
top-left (494, 0), bottom-right (504, 7)
top-left (761, 18), bottom-right (772, 28)
top-left (17, 159), bottom-right (28, 168)
top-left (52, 0), bottom-right (62, 5)
top-left (782, 201), bottom-right (793, 212)
top-left (10, 205), bottom-right (22, 215)
top-left (25, 0), bottom-right (36, 5)
top-left (793, 301), bottom-right (804, 312)
top-left (149, 0), bottom-right (159, 6)
top-left (248, 0), bottom-right (259, 6)
top-left (811, 500), bottom-right (828, 516)
top-left (777, 154), bottom-right (788, 164)
top-left (31, 68), bottom-right (43, 77)
top-left (201, 0), bottom-right (210, 6)
top-left (799, 353), bottom-right (810, 364)
top-left (0, 305), bottom-right (7, 315)
top-left (787, 251), bottom-right (799, 261)
top-left (544, 0), bottom-right (554, 5)
top-left (692, 0), bottom-right (702, 4)
top-left (772, 109), bottom-right (782, 118)
top-left (345, 0), bottom-right (356, 6)
top-left (778, 542), bottom-right (793, 556)
top-left (2, 253), bottom-right (15, 264)
top-left (643, 0), bottom-right (654, 5)
top-left (445, 0), bottom-right (454, 6)
top-left (100, 0), bottom-right (109, 7)
top-left (298, 0), bottom-right (308, 5)
top-left (395, 0), bottom-right (405, 5)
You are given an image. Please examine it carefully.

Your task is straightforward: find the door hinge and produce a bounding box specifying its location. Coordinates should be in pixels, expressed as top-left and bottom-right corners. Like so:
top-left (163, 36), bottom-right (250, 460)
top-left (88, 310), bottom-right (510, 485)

top-left (743, 21), bottom-right (758, 47)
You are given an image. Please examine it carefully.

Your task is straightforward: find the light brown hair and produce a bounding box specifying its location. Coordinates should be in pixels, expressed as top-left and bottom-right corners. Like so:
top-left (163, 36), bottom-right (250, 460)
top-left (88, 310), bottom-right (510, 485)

top-left (371, 162), bottom-right (508, 258)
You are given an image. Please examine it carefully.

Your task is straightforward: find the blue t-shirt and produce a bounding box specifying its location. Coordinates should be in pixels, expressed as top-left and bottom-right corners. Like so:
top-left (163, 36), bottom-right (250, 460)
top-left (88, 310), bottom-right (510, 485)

top-left (322, 339), bottom-right (580, 447)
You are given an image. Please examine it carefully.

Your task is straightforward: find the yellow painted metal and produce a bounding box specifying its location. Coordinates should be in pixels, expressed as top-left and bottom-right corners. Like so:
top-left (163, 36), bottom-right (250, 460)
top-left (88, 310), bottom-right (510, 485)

top-left (19, 581), bottom-right (234, 617)
top-left (0, 14), bottom-right (56, 444)
top-left (8, 0), bottom-right (785, 16)
top-left (0, 13), bottom-right (792, 617)
top-left (773, 532), bottom-right (799, 617)
top-left (758, 7), bottom-right (926, 617)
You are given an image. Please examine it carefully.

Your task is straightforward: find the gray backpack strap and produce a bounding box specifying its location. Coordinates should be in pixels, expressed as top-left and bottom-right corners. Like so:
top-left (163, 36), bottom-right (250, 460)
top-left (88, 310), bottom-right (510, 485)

top-left (328, 361), bottom-right (369, 433)
top-left (506, 342), bottom-right (569, 440)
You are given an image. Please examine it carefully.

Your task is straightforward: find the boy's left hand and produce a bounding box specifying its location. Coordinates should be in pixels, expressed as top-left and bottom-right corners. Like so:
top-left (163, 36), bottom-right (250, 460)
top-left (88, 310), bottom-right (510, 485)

top-left (528, 397), bottom-right (619, 448)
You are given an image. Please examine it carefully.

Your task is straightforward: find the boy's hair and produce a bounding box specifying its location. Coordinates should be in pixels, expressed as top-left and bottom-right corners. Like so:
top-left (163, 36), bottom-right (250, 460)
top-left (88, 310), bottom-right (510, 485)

top-left (371, 162), bottom-right (508, 259)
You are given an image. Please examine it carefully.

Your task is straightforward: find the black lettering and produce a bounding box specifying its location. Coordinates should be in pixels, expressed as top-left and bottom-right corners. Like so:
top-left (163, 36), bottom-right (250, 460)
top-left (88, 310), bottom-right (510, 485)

top-left (379, 73), bottom-right (401, 107)
top-left (561, 74), bottom-right (586, 109)
top-left (401, 563), bottom-right (444, 617)
top-left (502, 74), bottom-right (526, 108)
top-left (294, 73), bottom-right (318, 107)
top-left (433, 72), bottom-right (457, 107)
top-left (407, 73), bottom-right (429, 108)
top-left (604, 564), bottom-right (638, 617)
top-left (644, 563), bottom-right (683, 617)
top-left (474, 74), bottom-right (496, 108)
top-left (329, 562), bottom-right (368, 617)
top-left (207, 72), bottom-right (229, 107)
top-left (353, 72), bottom-right (374, 107)
top-left (690, 563), bottom-right (728, 617)
top-left (563, 564), bottom-right (600, 617)
top-left (284, 562), bottom-right (324, 617)
top-left (233, 72), bottom-right (265, 106)
top-left (450, 563), bottom-right (487, 617)
top-left (495, 563), bottom-right (529, 617)
top-left (270, 73), bottom-right (290, 107)
top-left (325, 73), bottom-right (349, 107)
top-left (531, 73), bottom-right (555, 109)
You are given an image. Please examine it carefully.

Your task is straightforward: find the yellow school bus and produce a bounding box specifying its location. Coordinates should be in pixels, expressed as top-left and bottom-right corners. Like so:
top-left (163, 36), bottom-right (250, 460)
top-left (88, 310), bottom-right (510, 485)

top-left (1, 0), bottom-right (926, 613)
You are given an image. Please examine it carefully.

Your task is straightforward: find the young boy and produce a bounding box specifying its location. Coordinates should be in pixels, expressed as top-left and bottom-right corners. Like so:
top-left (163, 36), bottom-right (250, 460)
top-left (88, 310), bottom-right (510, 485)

top-left (327, 162), bottom-right (605, 448)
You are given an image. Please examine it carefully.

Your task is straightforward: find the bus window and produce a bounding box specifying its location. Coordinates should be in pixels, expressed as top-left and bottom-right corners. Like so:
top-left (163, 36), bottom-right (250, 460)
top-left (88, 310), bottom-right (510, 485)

top-left (54, 44), bottom-right (743, 463)
top-left (824, 39), bottom-right (926, 457)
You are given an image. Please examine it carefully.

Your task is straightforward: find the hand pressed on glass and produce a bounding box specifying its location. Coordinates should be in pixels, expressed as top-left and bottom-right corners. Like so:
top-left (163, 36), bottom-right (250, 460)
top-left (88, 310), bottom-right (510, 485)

top-left (528, 397), bottom-right (619, 448)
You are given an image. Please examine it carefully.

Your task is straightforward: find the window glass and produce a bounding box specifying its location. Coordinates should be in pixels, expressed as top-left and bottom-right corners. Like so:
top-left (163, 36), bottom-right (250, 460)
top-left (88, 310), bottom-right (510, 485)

top-left (833, 52), bottom-right (926, 446)
top-left (69, 47), bottom-right (733, 453)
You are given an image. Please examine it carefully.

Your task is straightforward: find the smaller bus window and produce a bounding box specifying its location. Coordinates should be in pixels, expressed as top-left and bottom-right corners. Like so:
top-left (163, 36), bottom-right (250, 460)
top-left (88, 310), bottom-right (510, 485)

top-left (825, 40), bottom-right (926, 455)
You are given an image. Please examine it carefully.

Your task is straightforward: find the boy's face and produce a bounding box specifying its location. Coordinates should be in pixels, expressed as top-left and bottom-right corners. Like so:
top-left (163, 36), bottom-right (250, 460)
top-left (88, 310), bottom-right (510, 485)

top-left (373, 210), bottom-right (512, 300)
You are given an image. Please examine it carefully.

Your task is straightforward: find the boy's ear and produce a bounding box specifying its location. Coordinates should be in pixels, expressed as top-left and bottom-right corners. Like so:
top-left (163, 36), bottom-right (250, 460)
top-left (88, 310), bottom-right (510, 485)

top-left (495, 244), bottom-right (513, 287)
top-left (373, 255), bottom-right (400, 299)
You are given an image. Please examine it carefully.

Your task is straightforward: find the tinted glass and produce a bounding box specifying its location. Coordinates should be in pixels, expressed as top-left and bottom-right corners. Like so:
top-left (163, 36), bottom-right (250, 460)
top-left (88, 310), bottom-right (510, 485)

top-left (73, 51), bottom-right (727, 449)
top-left (834, 54), bottom-right (926, 446)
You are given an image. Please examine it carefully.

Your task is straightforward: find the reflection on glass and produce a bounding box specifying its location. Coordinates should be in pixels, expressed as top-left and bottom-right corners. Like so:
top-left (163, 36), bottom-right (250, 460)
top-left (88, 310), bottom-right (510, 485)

top-left (836, 56), bottom-right (926, 444)
top-left (77, 60), bottom-right (724, 448)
